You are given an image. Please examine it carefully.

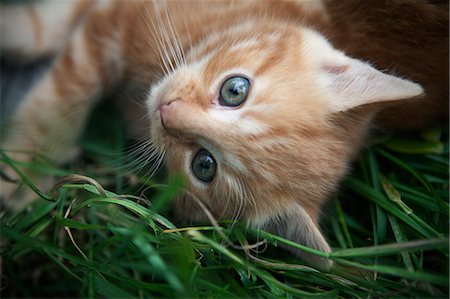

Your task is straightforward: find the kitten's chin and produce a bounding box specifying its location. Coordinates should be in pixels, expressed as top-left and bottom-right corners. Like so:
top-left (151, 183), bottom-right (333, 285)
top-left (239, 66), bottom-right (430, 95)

top-left (150, 110), bottom-right (173, 140)
top-left (149, 121), bottom-right (166, 147)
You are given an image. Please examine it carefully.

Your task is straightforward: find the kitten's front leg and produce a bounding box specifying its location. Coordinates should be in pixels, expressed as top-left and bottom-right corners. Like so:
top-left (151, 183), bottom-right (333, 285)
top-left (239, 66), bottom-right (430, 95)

top-left (1, 74), bottom-right (93, 208)
top-left (251, 203), bottom-right (333, 270)
top-left (1, 24), bottom-right (122, 209)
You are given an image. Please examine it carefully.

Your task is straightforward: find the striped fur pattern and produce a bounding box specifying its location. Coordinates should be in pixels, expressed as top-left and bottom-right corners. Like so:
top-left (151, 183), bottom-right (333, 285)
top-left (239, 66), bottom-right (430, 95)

top-left (1, 0), bottom-right (444, 268)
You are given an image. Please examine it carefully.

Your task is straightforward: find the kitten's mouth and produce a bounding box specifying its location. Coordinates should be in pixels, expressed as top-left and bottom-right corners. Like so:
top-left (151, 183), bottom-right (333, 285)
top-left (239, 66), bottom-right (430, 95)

top-left (159, 112), bottom-right (168, 130)
top-left (159, 109), bottom-right (171, 132)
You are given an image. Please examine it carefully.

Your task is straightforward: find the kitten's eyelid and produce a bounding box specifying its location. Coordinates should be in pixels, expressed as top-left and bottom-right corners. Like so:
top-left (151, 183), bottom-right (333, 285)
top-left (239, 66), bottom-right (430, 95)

top-left (196, 138), bottom-right (222, 164)
top-left (212, 72), bottom-right (253, 108)
top-left (220, 73), bottom-right (253, 87)
top-left (185, 141), bottom-right (222, 186)
top-left (184, 151), bottom-right (210, 189)
top-left (208, 68), bottom-right (254, 102)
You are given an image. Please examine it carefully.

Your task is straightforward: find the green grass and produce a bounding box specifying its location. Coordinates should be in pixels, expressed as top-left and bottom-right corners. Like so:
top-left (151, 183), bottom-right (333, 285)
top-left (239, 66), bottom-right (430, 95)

top-left (1, 104), bottom-right (448, 298)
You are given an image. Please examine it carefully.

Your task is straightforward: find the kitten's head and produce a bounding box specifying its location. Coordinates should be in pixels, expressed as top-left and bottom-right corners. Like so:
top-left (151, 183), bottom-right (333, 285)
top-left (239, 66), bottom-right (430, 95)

top-left (147, 20), bottom-right (423, 265)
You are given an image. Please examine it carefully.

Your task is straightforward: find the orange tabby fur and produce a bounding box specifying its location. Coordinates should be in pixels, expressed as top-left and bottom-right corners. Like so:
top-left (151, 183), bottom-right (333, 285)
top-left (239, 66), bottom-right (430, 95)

top-left (1, 0), bottom-right (445, 268)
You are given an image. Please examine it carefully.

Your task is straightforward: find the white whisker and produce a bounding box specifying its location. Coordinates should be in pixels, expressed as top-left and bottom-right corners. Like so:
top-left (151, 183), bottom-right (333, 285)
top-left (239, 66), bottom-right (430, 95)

top-left (161, 0), bottom-right (186, 67)
top-left (142, 2), bottom-right (172, 77)
top-left (152, 1), bottom-right (177, 74)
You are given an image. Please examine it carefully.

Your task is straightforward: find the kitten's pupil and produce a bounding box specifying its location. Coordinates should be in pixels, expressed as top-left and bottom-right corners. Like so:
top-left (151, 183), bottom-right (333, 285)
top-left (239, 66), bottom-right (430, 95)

top-left (229, 84), bottom-right (241, 95)
top-left (219, 76), bottom-right (250, 107)
top-left (192, 149), bottom-right (216, 183)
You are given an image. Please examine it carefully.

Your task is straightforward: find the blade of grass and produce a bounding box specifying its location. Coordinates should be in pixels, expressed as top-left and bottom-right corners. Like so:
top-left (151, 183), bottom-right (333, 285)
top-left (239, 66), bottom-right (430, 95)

top-left (188, 230), bottom-right (336, 298)
top-left (376, 148), bottom-right (432, 192)
top-left (334, 198), bottom-right (353, 248)
top-left (367, 149), bottom-right (387, 243)
top-left (345, 178), bottom-right (441, 238)
top-left (43, 249), bottom-right (82, 282)
top-left (116, 224), bottom-right (185, 294)
top-left (330, 238), bottom-right (448, 258)
top-left (380, 174), bottom-right (413, 215)
top-left (333, 258), bottom-right (448, 286)
top-left (388, 215), bottom-right (414, 272)
top-left (12, 201), bottom-right (57, 230)
top-left (2, 224), bottom-right (91, 268)
top-left (76, 197), bottom-right (176, 230)
top-left (93, 274), bottom-right (134, 298)
top-left (0, 150), bottom-right (54, 202)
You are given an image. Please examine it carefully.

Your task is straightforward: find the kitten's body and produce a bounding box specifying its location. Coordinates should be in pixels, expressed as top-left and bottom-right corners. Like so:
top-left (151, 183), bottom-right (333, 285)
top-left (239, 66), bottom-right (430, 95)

top-left (0, 0), bottom-right (446, 267)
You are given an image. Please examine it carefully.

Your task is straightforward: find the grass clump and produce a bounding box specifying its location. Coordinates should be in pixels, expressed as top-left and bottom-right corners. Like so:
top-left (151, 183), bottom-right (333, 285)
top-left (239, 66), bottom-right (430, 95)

top-left (1, 105), bottom-right (448, 298)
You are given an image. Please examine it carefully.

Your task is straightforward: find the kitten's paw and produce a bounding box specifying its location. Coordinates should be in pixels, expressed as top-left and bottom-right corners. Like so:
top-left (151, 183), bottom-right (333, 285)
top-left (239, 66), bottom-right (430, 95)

top-left (0, 178), bottom-right (31, 211)
top-left (0, 170), bottom-right (55, 211)
top-left (0, 152), bottom-right (56, 210)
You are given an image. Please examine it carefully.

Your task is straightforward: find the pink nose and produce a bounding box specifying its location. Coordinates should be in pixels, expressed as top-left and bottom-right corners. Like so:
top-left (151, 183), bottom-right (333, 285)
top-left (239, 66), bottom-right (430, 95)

top-left (159, 98), bottom-right (180, 129)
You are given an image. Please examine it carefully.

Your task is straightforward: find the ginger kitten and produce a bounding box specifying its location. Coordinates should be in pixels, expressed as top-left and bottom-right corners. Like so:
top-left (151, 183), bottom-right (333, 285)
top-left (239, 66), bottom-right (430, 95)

top-left (1, 0), bottom-right (442, 268)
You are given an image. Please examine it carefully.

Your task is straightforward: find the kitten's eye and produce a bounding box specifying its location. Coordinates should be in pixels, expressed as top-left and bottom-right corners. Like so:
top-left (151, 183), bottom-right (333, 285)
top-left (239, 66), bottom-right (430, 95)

top-left (191, 149), bottom-right (216, 183)
top-left (219, 76), bottom-right (250, 107)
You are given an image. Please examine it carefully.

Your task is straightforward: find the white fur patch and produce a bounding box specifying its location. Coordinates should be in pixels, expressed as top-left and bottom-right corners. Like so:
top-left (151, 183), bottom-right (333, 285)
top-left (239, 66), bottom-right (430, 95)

top-left (207, 108), bottom-right (267, 136)
top-left (222, 151), bottom-right (247, 173)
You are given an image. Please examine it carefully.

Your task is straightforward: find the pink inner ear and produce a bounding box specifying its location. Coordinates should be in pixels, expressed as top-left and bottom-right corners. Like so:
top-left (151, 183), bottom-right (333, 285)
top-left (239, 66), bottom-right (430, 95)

top-left (321, 64), bottom-right (349, 75)
top-left (321, 58), bottom-right (424, 113)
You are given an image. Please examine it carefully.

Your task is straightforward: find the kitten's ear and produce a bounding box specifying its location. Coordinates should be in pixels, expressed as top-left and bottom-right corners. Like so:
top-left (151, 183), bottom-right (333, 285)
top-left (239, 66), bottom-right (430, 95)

top-left (321, 56), bottom-right (424, 113)
top-left (256, 203), bottom-right (332, 270)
